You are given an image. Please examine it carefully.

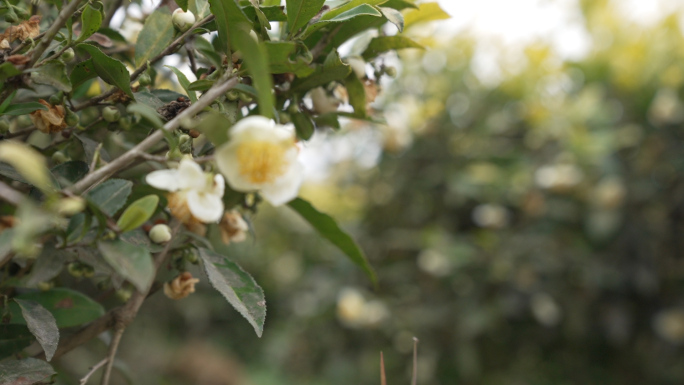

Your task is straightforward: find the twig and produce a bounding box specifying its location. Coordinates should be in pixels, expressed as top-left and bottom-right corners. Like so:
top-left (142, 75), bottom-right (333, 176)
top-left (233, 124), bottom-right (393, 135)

top-left (28, 0), bottom-right (86, 67)
top-left (411, 337), bottom-right (419, 385)
top-left (9, 32), bottom-right (46, 55)
top-left (66, 75), bottom-right (239, 195)
top-left (310, 24), bottom-right (343, 60)
top-left (380, 352), bottom-right (386, 385)
top-left (99, 326), bottom-right (124, 385)
top-left (0, 180), bottom-right (23, 205)
top-left (136, 153), bottom-right (214, 163)
top-left (73, 15), bottom-right (215, 112)
top-left (186, 45), bottom-right (198, 75)
top-left (79, 358), bottom-right (108, 385)
top-left (0, 127), bottom-right (36, 140)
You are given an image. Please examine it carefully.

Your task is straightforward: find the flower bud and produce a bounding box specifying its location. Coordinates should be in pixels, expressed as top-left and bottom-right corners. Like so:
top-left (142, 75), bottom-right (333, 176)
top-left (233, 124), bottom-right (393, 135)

top-left (49, 94), bottom-right (62, 105)
top-left (61, 48), bottom-right (75, 62)
top-left (184, 248), bottom-right (199, 264)
top-left (65, 109), bottom-right (79, 126)
top-left (37, 281), bottom-right (53, 291)
top-left (67, 262), bottom-right (83, 278)
top-left (172, 9), bottom-right (196, 32)
top-left (225, 90), bottom-right (239, 101)
top-left (102, 106), bottom-right (121, 123)
top-left (116, 288), bottom-right (132, 302)
top-left (149, 223), bottom-right (172, 243)
top-left (384, 66), bottom-right (397, 78)
top-left (138, 72), bottom-right (152, 87)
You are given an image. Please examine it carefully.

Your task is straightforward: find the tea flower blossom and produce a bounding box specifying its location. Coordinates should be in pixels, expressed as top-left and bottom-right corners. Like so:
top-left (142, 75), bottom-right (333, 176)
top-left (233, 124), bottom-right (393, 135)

top-left (215, 116), bottom-right (304, 206)
top-left (146, 158), bottom-right (224, 223)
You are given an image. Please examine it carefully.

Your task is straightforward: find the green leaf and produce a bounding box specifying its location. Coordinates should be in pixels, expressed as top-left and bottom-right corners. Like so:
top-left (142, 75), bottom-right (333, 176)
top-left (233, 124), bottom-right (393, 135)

top-left (196, 111), bottom-right (232, 146)
top-left (26, 243), bottom-right (70, 286)
top-left (51, 160), bottom-right (89, 188)
top-left (0, 325), bottom-right (33, 359)
top-left (233, 26), bottom-right (275, 118)
top-left (0, 229), bottom-right (15, 267)
top-left (382, 0), bottom-right (418, 10)
top-left (0, 62), bottom-right (21, 82)
top-left (116, 195), bottom-right (159, 232)
top-left (208, 0), bottom-right (251, 53)
top-left (76, 2), bottom-right (104, 43)
top-left (86, 178), bottom-right (133, 216)
top-left (127, 103), bottom-right (164, 127)
top-left (292, 111), bottom-right (314, 140)
top-left (77, 44), bottom-right (134, 99)
top-left (0, 102), bottom-right (49, 116)
top-left (189, 0), bottom-right (211, 18)
top-left (343, 72), bottom-right (366, 118)
top-left (286, 0), bottom-right (325, 36)
top-left (165, 65), bottom-right (198, 102)
top-left (290, 49), bottom-right (351, 93)
top-left (379, 6), bottom-right (404, 32)
top-left (119, 228), bottom-right (164, 253)
top-left (264, 41), bottom-right (314, 77)
top-left (193, 36), bottom-right (223, 67)
top-left (135, 8), bottom-right (175, 67)
top-left (362, 35), bottom-right (423, 60)
top-left (175, 0), bottom-right (189, 11)
top-left (302, 4), bottom-right (383, 39)
top-left (98, 239), bottom-right (155, 293)
top-left (75, 133), bottom-right (110, 164)
top-left (70, 59), bottom-right (97, 89)
top-left (288, 197), bottom-right (377, 286)
top-left (187, 79), bottom-right (215, 91)
top-left (403, 1), bottom-right (450, 28)
top-left (313, 112), bottom-right (341, 130)
top-left (8, 288), bottom-right (105, 328)
top-left (29, 60), bottom-right (72, 92)
top-left (14, 300), bottom-right (59, 361)
top-left (0, 358), bottom-right (55, 385)
top-left (322, 0), bottom-right (388, 20)
top-left (199, 248), bottom-right (266, 337)
top-left (243, 5), bottom-right (287, 22)
top-left (0, 90), bottom-right (16, 114)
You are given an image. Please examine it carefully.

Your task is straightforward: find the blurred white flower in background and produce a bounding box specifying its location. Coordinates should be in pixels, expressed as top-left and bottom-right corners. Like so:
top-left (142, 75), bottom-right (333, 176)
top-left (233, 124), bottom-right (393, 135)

top-left (336, 287), bottom-right (389, 328)
top-left (216, 116), bottom-right (304, 206)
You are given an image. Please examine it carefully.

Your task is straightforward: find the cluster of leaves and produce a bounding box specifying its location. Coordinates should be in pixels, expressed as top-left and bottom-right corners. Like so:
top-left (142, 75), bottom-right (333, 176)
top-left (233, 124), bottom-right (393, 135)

top-left (0, 0), bottom-right (448, 382)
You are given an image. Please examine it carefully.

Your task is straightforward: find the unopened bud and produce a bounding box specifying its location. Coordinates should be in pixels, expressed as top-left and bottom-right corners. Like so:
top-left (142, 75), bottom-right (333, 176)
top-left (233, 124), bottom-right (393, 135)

top-left (116, 288), bottom-right (132, 302)
top-left (67, 262), bottom-right (83, 278)
top-left (37, 281), bottom-right (53, 291)
top-left (65, 109), bottom-right (79, 126)
top-left (102, 106), bottom-right (121, 123)
top-left (138, 72), bottom-right (152, 87)
top-left (384, 66), bottom-right (397, 78)
top-left (149, 223), bottom-right (172, 243)
top-left (61, 48), bottom-right (75, 62)
top-left (172, 9), bottom-right (196, 32)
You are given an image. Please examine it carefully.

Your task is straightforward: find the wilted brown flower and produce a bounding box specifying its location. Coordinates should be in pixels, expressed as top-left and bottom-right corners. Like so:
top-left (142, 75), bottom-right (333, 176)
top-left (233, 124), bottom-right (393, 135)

top-left (166, 191), bottom-right (207, 236)
top-left (0, 216), bottom-right (16, 233)
top-left (0, 15), bottom-right (41, 44)
top-left (6, 54), bottom-right (29, 65)
top-left (219, 210), bottom-right (249, 245)
top-left (30, 99), bottom-right (66, 133)
top-left (163, 272), bottom-right (200, 300)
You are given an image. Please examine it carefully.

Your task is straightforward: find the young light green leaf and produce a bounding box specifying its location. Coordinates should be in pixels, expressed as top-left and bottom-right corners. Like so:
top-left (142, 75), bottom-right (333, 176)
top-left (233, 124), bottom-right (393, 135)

top-left (199, 248), bottom-right (266, 337)
top-left (98, 239), bottom-right (155, 293)
top-left (165, 65), bottom-right (198, 102)
top-left (321, 0), bottom-right (387, 20)
top-left (0, 358), bottom-right (55, 384)
top-left (1, 102), bottom-right (49, 116)
top-left (77, 44), bottom-right (134, 99)
top-left (286, 0), bottom-right (325, 36)
top-left (343, 72), bottom-right (367, 118)
top-left (361, 35), bottom-right (423, 60)
top-left (8, 288), bottom-right (105, 328)
top-left (127, 103), bottom-right (164, 127)
top-left (14, 299), bottom-right (59, 361)
top-left (288, 197), bottom-right (377, 286)
top-left (85, 178), bottom-right (133, 216)
top-left (116, 195), bottom-right (159, 232)
top-left (135, 8), bottom-right (175, 67)
top-left (189, 0), bottom-right (211, 19)
top-left (0, 141), bottom-right (52, 193)
top-left (382, 0), bottom-right (418, 10)
top-left (0, 62), bottom-right (21, 82)
top-left (403, 1), bottom-right (450, 28)
top-left (302, 4), bottom-right (383, 38)
top-left (76, 2), bottom-right (104, 43)
top-left (379, 6), bottom-right (404, 32)
top-left (29, 60), bottom-right (72, 92)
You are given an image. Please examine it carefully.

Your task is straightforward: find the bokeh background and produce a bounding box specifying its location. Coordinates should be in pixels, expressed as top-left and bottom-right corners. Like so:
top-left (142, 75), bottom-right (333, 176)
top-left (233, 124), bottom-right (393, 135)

top-left (60, 0), bottom-right (684, 384)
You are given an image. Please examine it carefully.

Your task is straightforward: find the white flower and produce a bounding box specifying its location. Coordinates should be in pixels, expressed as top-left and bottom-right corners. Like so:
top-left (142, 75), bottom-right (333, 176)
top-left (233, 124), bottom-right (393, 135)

top-left (172, 9), bottom-right (196, 32)
top-left (146, 158), bottom-right (224, 223)
top-left (215, 116), bottom-right (304, 206)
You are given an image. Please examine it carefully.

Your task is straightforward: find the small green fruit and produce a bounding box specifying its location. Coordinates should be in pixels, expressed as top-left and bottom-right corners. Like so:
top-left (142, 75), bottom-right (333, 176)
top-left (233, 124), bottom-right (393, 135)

top-left (115, 288), bottom-right (132, 302)
top-left (61, 48), bottom-right (75, 62)
top-left (138, 73), bottom-right (152, 87)
top-left (51, 151), bottom-right (69, 164)
top-left (67, 262), bottom-right (83, 278)
top-left (385, 66), bottom-right (397, 78)
top-left (65, 109), bottom-right (79, 126)
top-left (102, 106), bottom-right (121, 123)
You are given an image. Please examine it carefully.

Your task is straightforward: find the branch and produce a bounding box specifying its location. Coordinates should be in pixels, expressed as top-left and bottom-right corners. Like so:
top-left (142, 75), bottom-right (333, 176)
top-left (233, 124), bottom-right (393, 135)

top-left (66, 74), bottom-right (239, 195)
top-left (310, 24), bottom-right (343, 60)
top-left (99, 325), bottom-right (124, 385)
top-left (0, 180), bottom-right (24, 205)
top-left (79, 358), bottom-right (108, 385)
top-left (28, 0), bottom-right (86, 67)
top-left (73, 14), bottom-right (216, 112)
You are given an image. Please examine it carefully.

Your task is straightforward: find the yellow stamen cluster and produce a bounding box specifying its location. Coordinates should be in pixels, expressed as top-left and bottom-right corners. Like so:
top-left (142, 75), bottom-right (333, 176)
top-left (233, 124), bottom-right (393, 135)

top-left (236, 141), bottom-right (288, 184)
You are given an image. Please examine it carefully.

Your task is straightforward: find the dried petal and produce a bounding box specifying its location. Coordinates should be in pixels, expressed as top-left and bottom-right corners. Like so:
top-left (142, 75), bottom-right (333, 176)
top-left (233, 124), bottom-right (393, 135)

top-left (29, 99), bottom-right (66, 133)
top-left (163, 272), bottom-right (200, 300)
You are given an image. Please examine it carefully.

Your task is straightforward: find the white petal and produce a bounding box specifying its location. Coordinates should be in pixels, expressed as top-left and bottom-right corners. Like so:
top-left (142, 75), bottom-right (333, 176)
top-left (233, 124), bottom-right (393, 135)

top-left (187, 190), bottom-right (224, 223)
top-left (177, 158), bottom-right (207, 190)
top-left (260, 161), bottom-right (304, 206)
top-left (212, 174), bottom-right (225, 197)
top-left (146, 170), bottom-right (180, 191)
top-left (215, 142), bottom-right (261, 192)
top-left (230, 116), bottom-right (275, 137)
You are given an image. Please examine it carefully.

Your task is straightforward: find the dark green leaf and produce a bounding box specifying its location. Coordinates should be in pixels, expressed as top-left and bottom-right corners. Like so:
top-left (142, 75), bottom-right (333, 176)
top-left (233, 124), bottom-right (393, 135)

top-left (199, 248), bottom-right (266, 337)
top-left (382, 0), bottom-right (418, 10)
top-left (70, 59), bottom-right (98, 90)
top-left (0, 358), bottom-right (55, 384)
top-left (51, 160), bottom-right (89, 188)
top-left (322, 0), bottom-right (388, 20)
top-left (292, 111), bottom-right (314, 140)
top-left (8, 288), bottom-right (105, 328)
top-left (127, 103), bottom-right (164, 127)
top-left (193, 36), bottom-right (223, 67)
top-left (151, 89), bottom-right (189, 103)
top-left (362, 35), bottom-right (423, 60)
top-left (134, 90), bottom-right (166, 110)
top-left (189, 0), bottom-right (211, 18)
top-left (74, 133), bottom-right (110, 164)
top-left (313, 112), bottom-right (341, 129)
top-left (30, 60), bottom-right (72, 92)
top-left (15, 299), bottom-right (59, 361)
top-left (98, 239), bottom-right (155, 293)
top-left (187, 79), bottom-right (215, 91)
top-left (0, 229), bottom-right (14, 267)
top-left (302, 4), bottom-right (383, 38)
top-left (290, 49), bottom-right (351, 93)
top-left (76, 2), bottom-right (104, 43)
top-left (116, 195), bottom-right (159, 232)
top-left (286, 0), bottom-right (325, 36)
top-left (208, 0), bottom-right (251, 53)
top-left (0, 62), bottom-right (21, 82)
top-left (344, 72), bottom-right (367, 118)
top-left (119, 228), bottom-right (164, 253)
top-left (0, 325), bottom-right (33, 359)
top-left (175, 0), bottom-right (189, 11)
top-left (264, 41), bottom-right (314, 77)
top-left (166, 65), bottom-right (198, 102)
top-left (86, 178), bottom-right (133, 216)
top-left (0, 90), bottom-right (16, 114)
top-left (196, 111), bottom-right (232, 146)
top-left (135, 8), bottom-right (175, 67)
top-left (243, 5), bottom-right (287, 22)
top-left (77, 44), bottom-right (134, 99)
top-left (1, 102), bottom-right (49, 116)
top-left (26, 244), bottom-right (69, 287)
top-left (288, 197), bottom-right (377, 286)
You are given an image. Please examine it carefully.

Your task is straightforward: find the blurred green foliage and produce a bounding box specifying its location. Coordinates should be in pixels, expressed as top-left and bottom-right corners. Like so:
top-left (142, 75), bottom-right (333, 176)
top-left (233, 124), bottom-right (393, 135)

top-left (83, 1), bottom-right (684, 385)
